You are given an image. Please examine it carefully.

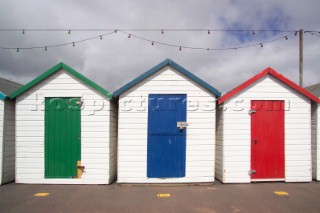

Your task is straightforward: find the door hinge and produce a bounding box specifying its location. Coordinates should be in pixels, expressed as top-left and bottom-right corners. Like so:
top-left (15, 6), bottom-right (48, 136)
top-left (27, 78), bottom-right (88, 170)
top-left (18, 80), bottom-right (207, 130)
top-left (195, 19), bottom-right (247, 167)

top-left (249, 110), bottom-right (256, 114)
top-left (248, 170), bottom-right (256, 175)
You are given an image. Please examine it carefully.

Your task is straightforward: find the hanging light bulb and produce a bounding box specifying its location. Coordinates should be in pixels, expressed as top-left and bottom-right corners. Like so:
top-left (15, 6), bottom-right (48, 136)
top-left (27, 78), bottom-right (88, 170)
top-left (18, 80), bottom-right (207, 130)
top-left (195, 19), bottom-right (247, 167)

top-left (260, 43), bottom-right (263, 48)
top-left (17, 48), bottom-right (19, 52)
top-left (285, 36), bottom-right (288, 40)
top-left (161, 29), bottom-right (164, 34)
top-left (179, 46), bottom-right (182, 51)
top-left (151, 41), bottom-right (154, 45)
top-left (252, 30), bottom-right (255, 35)
top-left (72, 42), bottom-right (75, 47)
top-left (45, 46), bottom-right (47, 51)
top-left (128, 34), bottom-right (131, 38)
top-left (100, 35), bottom-right (103, 40)
top-left (22, 30), bottom-right (25, 34)
top-left (208, 30), bottom-right (210, 34)
top-left (114, 29), bottom-right (117, 33)
top-left (295, 31), bottom-right (298, 36)
top-left (68, 30), bottom-right (71, 35)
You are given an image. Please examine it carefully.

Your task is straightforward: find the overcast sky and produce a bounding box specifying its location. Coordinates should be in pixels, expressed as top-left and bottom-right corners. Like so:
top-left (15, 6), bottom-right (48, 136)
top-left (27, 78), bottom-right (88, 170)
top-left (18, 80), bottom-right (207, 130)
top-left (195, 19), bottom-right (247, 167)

top-left (0, 0), bottom-right (319, 94)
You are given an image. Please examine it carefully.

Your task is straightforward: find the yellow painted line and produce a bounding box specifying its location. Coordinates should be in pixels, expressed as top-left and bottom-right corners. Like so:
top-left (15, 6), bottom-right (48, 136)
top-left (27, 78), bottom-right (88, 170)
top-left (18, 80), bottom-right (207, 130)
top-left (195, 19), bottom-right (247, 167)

top-left (274, 191), bottom-right (289, 196)
top-left (34, 193), bottom-right (50, 197)
top-left (207, 187), bottom-right (217, 190)
top-left (157, 193), bottom-right (171, 198)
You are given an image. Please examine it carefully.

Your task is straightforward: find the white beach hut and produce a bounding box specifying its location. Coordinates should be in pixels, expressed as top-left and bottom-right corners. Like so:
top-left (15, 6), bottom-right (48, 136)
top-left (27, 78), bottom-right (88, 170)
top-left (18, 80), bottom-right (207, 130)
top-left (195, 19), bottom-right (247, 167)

top-left (0, 78), bottom-right (22, 185)
top-left (114, 59), bottom-right (221, 183)
top-left (216, 67), bottom-right (319, 183)
top-left (305, 83), bottom-right (320, 181)
top-left (11, 63), bottom-right (117, 184)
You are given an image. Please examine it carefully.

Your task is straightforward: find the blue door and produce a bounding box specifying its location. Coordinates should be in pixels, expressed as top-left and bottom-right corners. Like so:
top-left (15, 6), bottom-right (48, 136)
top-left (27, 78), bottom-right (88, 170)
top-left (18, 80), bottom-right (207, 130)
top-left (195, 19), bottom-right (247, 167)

top-left (147, 94), bottom-right (187, 178)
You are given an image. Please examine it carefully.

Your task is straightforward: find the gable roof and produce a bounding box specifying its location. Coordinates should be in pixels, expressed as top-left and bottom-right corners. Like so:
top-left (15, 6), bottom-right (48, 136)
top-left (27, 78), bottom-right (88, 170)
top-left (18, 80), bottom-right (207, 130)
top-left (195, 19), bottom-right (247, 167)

top-left (10, 62), bottom-right (112, 100)
top-left (0, 77), bottom-right (23, 100)
top-left (113, 59), bottom-right (221, 97)
top-left (218, 67), bottom-right (320, 104)
top-left (0, 92), bottom-right (5, 100)
top-left (305, 83), bottom-right (320, 97)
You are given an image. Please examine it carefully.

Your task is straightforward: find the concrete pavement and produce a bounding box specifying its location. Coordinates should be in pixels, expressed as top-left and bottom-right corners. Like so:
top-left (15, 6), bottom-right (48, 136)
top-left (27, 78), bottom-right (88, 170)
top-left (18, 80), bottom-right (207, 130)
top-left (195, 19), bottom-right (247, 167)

top-left (0, 181), bottom-right (319, 213)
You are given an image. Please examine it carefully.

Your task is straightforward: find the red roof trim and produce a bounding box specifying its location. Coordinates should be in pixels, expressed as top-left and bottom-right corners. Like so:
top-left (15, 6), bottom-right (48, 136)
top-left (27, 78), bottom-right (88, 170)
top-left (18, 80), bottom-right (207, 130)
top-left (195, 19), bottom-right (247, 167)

top-left (218, 67), bottom-right (320, 104)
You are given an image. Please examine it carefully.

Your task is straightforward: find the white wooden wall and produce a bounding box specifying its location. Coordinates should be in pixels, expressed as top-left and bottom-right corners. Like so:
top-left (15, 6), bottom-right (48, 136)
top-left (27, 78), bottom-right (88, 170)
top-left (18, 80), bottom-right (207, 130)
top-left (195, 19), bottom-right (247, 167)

top-left (0, 100), bottom-right (4, 184)
top-left (318, 103), bottom-right (320, 181)
top-left (117, 66), bottom-right (216, 183)
top-left (15, 70), bottom-right (116, 184)
top-left (109, 101), bottom-right (118, 182)
top-left (2, 100), bottom-right (16, 184)
top-left (215, 106), bottom-right (224, 182)
top-left (311, 102), bottom-right (319, 181)
top-left (216, 75), bottom-right (312, 183)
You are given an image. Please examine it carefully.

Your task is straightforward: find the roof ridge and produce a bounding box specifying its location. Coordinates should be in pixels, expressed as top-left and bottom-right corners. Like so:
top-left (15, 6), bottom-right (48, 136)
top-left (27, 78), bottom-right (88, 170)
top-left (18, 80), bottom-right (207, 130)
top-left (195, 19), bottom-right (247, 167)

top-left (305, 82), bottom-right (320, 97)
top-left (0, 77), bottom-right (23, 86)
top-left (10, 62), bottom-right (112, 100)
top-left (218, 67), bottom-right (319, 104)
top-left (113, 59), bottom-right (221, 97)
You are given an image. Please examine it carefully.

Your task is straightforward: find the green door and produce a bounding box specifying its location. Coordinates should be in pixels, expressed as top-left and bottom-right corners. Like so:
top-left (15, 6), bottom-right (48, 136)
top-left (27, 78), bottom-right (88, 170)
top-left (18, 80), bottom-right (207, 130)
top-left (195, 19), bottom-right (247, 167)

top-left (45, 97), bottom-right (81, 178)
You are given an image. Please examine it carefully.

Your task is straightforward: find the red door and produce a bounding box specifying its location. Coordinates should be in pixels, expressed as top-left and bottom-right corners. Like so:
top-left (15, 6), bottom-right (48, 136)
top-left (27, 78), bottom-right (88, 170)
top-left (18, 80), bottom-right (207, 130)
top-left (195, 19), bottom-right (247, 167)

top-left (251, 100), bottom-right (285, 180)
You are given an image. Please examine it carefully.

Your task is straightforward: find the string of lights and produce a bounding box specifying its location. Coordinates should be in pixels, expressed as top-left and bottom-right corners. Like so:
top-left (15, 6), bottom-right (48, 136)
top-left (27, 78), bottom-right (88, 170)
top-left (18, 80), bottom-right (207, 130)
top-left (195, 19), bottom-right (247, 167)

top-left (0, 28), bottom-right (296, 33)
top-left (0, 32), bottom-right (116, 52)
top-left (305, 31), bottom-right (320, 38)
top-left (0, 28), bottom-right (309, 52)
top-left (119, 30), bottom-right (294, 51)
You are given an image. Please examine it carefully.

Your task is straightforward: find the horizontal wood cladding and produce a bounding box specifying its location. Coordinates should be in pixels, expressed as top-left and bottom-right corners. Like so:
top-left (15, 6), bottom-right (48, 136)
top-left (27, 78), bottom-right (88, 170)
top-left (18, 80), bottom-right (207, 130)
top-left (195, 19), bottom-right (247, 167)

top-left (318, 104), bottom-right (320, 181)
top-left (218, 75), bottom-right (312, 183)
top-left (0, 100), bottom-right (16, 184)
top-left (0, 101), bottom-right (4, 184)
top-left (311, 102), bottom-right (319, 180)
top-left (117, 66), bottom-right (216, 183)
top-left (15, 70), bottom-right (116, 184)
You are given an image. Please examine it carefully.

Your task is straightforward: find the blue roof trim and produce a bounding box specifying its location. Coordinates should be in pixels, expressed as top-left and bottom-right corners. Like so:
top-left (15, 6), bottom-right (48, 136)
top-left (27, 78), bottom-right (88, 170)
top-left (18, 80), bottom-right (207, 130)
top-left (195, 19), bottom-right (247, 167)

top-left (169, 59), bottom-right (221, 97)
top-left (0, 92), bottom-right (6, 100)
top-left (113, 59), bottom-right (221, 97)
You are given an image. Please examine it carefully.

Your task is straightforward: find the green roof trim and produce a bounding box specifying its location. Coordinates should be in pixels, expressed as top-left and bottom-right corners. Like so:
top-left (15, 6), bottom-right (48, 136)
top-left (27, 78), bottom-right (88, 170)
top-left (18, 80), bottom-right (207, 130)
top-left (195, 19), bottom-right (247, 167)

top-left (113, 59), bottom-right (221, 97)
top-left (10, 62), bottom-right (112, 100)
top-left (0, 92), bottom-right (6, 100)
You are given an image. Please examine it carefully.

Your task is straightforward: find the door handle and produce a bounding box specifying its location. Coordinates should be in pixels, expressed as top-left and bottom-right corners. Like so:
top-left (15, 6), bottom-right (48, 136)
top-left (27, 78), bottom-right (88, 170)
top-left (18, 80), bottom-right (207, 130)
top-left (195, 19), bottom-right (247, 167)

top-left (177, 122), bottom-right (188, 130)
top-left (252, 139), bottom-right (258, 144)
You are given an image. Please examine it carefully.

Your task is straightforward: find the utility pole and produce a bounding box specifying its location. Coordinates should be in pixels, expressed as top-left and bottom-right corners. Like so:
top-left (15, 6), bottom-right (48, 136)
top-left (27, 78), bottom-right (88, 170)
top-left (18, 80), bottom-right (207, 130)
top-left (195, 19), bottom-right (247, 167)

top-left (299, 29), bottom-right (303, 87)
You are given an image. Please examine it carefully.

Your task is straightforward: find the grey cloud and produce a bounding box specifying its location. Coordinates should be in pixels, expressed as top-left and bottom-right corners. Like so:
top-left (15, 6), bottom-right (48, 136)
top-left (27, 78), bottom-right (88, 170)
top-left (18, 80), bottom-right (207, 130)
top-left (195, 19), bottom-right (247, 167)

top-left (0, 0), bottom-right (319, 93)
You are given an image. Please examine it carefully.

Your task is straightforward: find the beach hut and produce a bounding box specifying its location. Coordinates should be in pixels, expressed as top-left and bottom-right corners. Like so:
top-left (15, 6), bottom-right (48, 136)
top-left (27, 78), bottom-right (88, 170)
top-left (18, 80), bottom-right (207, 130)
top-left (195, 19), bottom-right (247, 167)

top-left (305, 83), bottom-right (320, 181)
top-left (10, 63), bottom-right (117, 184)
top-left (216, 67), bottom-right (319, 183)
top-left (114, 59), bottom-right (221, 183)
top-left (0, 78), bottom-right (22, 185)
